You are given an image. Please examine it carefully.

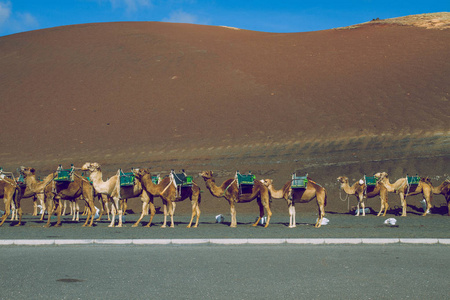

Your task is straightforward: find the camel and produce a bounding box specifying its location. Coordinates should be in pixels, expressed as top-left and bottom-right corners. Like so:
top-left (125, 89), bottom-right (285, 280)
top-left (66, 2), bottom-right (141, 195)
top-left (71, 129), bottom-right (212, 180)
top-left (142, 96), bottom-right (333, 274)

top-left (374, 172), bottom-right (433, 216)
top-left (263, 177), bottom-right (327, 228)
top-left (0, 177), bottom-right (21, 226)
top-left (20, 166), bottom-right (96, 227)
top-left (81, 162), bottom-right (149, 227)
top-left (200, 170), bottom-right (272, 228)
top-left (133, 168), bottom-right (201, 228)
top-left (337, 176), bottom-right (389, 217)
top-left (422, 178), bottom-right (450, 215)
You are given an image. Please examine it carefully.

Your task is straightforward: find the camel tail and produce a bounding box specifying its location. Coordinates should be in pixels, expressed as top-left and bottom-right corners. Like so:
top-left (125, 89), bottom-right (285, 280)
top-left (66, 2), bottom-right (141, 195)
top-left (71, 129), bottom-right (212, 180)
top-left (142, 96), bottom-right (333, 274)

top-left (324, 189), bottom-right (328, 207)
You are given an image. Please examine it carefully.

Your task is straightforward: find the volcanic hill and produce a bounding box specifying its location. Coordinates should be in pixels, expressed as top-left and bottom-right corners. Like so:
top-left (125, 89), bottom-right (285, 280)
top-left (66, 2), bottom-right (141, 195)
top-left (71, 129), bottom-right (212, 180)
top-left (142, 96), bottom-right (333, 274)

top-left (0, 13), bottom-right (449, 215)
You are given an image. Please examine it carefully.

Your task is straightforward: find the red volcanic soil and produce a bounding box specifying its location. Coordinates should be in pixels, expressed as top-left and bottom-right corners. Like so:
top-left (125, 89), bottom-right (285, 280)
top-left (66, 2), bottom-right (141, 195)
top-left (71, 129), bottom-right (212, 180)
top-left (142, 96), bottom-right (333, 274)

top-left (0, 13), bottom-right (449, 216)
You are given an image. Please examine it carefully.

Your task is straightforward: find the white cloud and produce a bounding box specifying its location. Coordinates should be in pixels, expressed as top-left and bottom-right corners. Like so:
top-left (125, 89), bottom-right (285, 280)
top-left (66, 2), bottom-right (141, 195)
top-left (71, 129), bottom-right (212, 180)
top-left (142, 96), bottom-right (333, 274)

top-left (0, 1), bottom-right (12, 25)
top-left (0, 1), bottom-right (38, 35)
top-left (108, 0), bottom-right (152, 14)
top-left (163, 10), bottom-right (198, 24)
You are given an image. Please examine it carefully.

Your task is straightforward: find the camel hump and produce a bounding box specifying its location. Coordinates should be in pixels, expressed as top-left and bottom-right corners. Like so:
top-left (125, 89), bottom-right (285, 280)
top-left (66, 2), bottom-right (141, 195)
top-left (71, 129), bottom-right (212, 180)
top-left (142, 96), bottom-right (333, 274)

top-left (406, 175), bottom-right (421, 185)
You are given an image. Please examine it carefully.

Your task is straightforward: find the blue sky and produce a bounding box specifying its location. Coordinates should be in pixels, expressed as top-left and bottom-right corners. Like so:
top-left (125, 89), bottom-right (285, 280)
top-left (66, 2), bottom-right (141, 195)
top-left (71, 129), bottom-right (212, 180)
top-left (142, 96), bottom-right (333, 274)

top-left (0, 0), bottom-right (448, 36)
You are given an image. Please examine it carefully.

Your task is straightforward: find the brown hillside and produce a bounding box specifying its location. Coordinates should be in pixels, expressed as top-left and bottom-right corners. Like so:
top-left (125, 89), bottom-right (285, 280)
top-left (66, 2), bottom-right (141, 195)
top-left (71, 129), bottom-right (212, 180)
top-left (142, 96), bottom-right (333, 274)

top-left (0, 13), bottom-right (449, 215)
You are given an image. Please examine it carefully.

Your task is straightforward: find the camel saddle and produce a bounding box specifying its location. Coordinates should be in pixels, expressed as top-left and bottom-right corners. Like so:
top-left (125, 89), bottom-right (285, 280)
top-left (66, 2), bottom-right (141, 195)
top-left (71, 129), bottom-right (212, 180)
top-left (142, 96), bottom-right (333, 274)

top-left (54, 164), bottom-right (75, 183)
top-left (119, 168), bottom-right (135, 187)
top-left (152, 175), bottom-right (160, 185)
top-left (236, 171), bottom-right (256, 195)
top-left (291, 173), bottom-right (308, 189)
top-left (0, 167), bottom-right (15, 181)
top-left (171, 170), bottom-right (193, 187)
top-left (407, 175), bottom-right (421, 186)
top-left (364, 175), bottom-right (377, 187)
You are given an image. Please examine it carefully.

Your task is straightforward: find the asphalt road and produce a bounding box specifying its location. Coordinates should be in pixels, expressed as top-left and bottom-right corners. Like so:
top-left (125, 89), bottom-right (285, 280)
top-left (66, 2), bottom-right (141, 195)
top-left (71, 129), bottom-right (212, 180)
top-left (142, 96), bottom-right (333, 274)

top-left (0, 212), bottom-right (449, 240)
top-left (0, 244), bottom-right (449, 300)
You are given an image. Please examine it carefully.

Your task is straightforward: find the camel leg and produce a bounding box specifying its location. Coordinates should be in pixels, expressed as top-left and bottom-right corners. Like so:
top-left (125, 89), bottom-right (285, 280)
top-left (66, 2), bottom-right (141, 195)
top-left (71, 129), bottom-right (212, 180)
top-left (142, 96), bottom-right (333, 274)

top-left (230, 202), bottom-right (237, 228)
top-left (83, 200), bottom-right (95, 227)
top-left (133, 201), bottom-right (148, 227)
top-left (169, 201), bottom-right (175, 228)
top-left (75, 202), bottom-right (80, 222)
top-left (252, 199), bottom-right (264, 227)
top-left (32, 197), bottom-right (38, 216)
top-left (187, 200), bottom-right (199, 228)
top-left (44, 197), bottom-right (54, 227)
top-left (315, 201), bottom-right (325, 228)
top-left (361, 201), bottom-right (366, 216)
top-left (400, 194), bottom-right (407, 217)
top-left (0, 197), bottom-right (12, 227)
top-left (289, 204), bottom-right (296, 228)
top-left (161, 201), bottom-right (168, 228)
top-left (145, 201), bottom-right (156, 227)
top-left (194, 202), bottom-right (201, 228)
top-left (422, 194), bottom-right (432, 216)
top-left (13, 191), bottom-right (23, 226)
top-left (54, 200), bottom-right (62, 227)
top-left (264, 201), bottom-right (272, 228)
top-left (116, 199), bottom-right (124, 227)
top-left (108, 198), bottom-right (119, 227)
top-left (62, 200), bottom-right (67, 216)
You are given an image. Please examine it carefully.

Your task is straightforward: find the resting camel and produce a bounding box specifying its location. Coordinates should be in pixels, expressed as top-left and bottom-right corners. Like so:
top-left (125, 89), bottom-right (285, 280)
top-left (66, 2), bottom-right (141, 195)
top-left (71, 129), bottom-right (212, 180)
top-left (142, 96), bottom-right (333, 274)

top-left (133, 168), bottom-right (201, 228)
top-left (81, 162), bottom-right (149, 227)
top-left (374, 172), bottom-right (432, 216)
top-left (0, 177), bottom-right (21, 226)
top-left (200, 170), bottom-right (272, 228)
top-left (263, 177), bottom-right (327, 228)
top-left (337, 176), bottom-right (389, 216)
top-left (422, 178), bottom-right (450, 215)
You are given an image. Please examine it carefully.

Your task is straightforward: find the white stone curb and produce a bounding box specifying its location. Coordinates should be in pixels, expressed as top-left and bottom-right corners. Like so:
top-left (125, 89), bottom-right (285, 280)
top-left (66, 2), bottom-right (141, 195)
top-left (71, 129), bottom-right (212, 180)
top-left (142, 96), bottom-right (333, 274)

top-left (361, 238), bottom-right (400, 244)
top-left (400, 238), bottom-right (439, 244)
top-left (1, 238), bottom-right (449, 246)
top-left (171, 239), bottom-right (209, 244)
top-left (324, 238), bottom-right (362, 244)
top-left (210, 239), bottom-right (248, 244)
top-left (132, 239), bottom-right (171, 245)
top-left (55, 239), bottom-right (94, 245)
top-left (94, 239), bottom-right (133, 244)
top-left (286, 238), bottom-right (325, 244)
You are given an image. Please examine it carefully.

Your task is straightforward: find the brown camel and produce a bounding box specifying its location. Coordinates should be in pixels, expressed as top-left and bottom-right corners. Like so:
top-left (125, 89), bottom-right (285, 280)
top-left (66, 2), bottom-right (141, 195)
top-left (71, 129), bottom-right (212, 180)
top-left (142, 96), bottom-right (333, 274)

top-left (20, 166), bottom-right (96, 227)
top-left (337, 176), bottom-right (389, 216)
top-left (81, 162), bottom-right (149, 227)
top-left (19, 167), bottom-right (56, 222)
top-left (133, 168), bottom-right (201, 228)
top-left (0, 177), bottom-right (21, 226)
top-left (200, 170), bottom-right (272, 228)
top-left (422, 178), bottom-right (450, 215)
top-left (374, 172), bottom-right (433, 216)
top-left (263, 177), bottom-right (327, 228)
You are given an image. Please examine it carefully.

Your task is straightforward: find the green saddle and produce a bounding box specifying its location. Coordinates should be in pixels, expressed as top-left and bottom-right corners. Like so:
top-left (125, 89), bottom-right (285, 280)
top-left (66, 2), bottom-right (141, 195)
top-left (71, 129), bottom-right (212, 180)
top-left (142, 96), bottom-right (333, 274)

top-left (119, 169), bottom-right (135, 187)
top-left (291, 173), bottom-right (308, 189)
top-left (365, 175), bottom-right (377, 186)
top-left (236, 171), bottom-right (255, 186)
top-left (54, 165), bottom-right (75, 183)
top-left (407, 175), bottom-right (421, 185)
top-left (152, 175), bottom-right (160, 185)
top-left (171, 170), bottom-right (193, 187)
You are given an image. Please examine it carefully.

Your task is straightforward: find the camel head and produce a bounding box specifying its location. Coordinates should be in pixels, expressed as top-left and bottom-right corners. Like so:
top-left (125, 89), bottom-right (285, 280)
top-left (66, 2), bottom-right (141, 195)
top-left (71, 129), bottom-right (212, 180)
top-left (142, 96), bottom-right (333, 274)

top-left (337, 176), bottom-right (349, 184)
top-left (133, 168), bottom-right (150, 179)
top-left (19, 167), bottom-right (35, 178)
top-left (374, 172), bottom-right (388, 182)
top-left (200, 170), bottom-right (214, 180)
top-left (262, 179), bottom-right (273, 187)
top-left (81, 162), bottom-right (101, 172)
